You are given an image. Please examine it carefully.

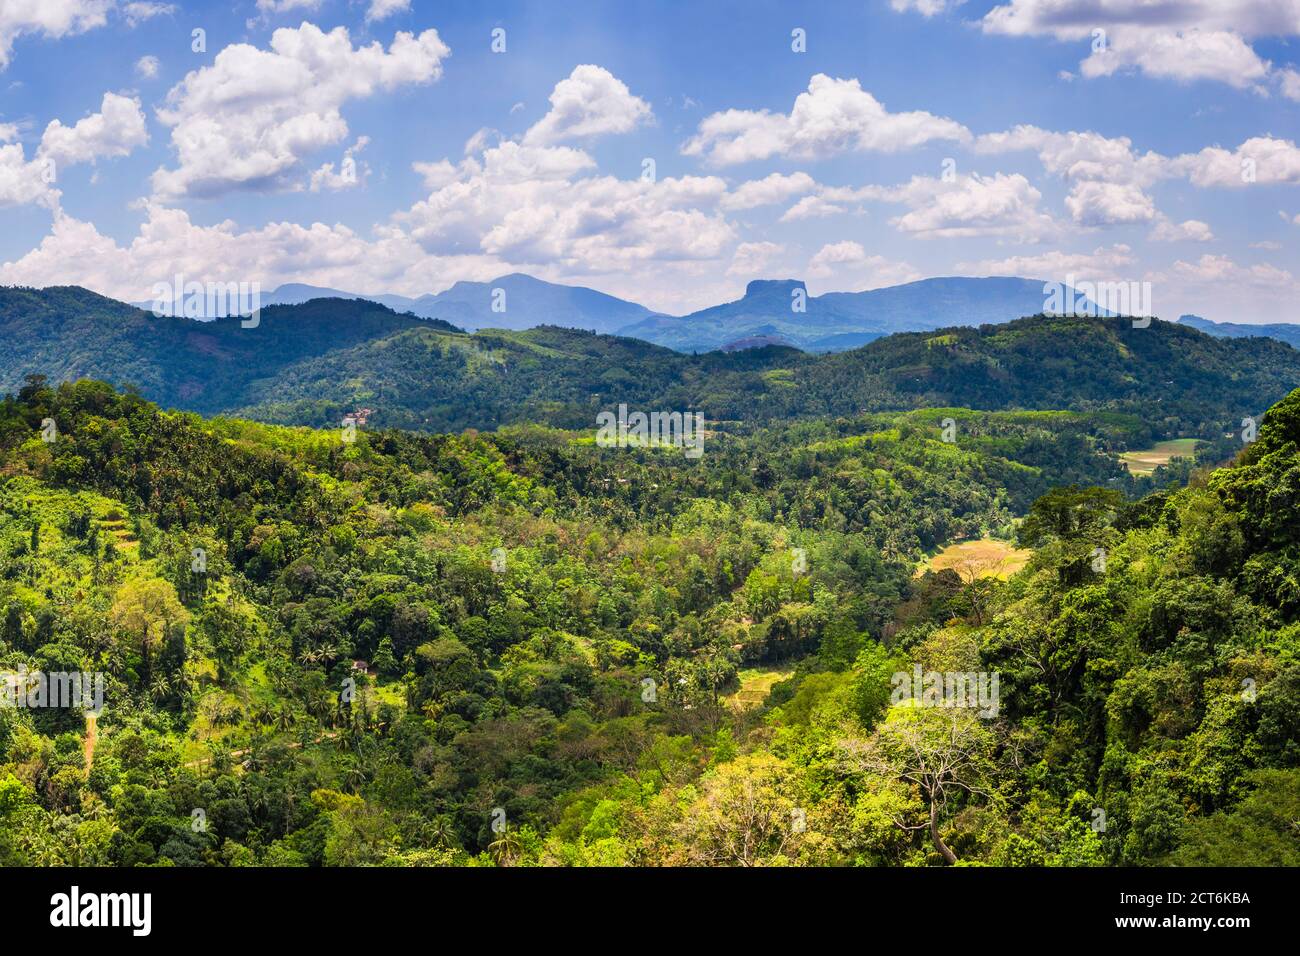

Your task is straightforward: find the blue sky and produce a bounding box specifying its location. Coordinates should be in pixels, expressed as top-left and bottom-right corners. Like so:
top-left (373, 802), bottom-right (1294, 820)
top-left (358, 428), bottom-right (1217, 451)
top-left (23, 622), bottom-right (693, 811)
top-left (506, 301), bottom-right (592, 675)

top-left (0, 0), bottom-right (1298, 322)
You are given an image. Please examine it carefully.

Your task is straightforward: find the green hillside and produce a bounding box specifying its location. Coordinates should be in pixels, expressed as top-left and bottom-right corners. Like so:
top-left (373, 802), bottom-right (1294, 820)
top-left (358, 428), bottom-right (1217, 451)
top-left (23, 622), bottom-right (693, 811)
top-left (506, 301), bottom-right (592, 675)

top-left (1, 377), bottom-right (1297, 866)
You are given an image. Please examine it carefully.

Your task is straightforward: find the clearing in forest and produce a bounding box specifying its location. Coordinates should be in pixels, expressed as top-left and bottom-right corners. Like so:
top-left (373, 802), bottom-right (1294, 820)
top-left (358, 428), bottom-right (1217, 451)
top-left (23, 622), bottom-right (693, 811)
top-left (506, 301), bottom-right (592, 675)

top-left (1120, 438), bottom-right (1199, 476)
top-left (920, 538), bottom-right (1031, 580)
top-left (726, 667), bottom-right (794, 712)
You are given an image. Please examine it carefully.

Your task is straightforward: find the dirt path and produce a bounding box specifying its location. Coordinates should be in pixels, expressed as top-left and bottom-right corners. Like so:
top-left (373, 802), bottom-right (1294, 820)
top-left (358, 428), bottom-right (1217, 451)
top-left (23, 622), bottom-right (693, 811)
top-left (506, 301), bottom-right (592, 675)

top-left (84, 712), bottom-right (97, 772)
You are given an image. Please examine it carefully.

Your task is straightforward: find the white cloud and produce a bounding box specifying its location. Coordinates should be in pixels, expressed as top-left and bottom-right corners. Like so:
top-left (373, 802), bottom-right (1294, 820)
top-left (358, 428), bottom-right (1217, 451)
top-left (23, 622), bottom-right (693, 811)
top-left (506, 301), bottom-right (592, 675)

top-left (396, 137), bottom-right (732, 270)
top-left (1148, 218), bottom-right (1213, 242)
top-left (38, 91), bottom-right (148, 167)
top-left (806, 240), bottom-right (921, 290)
top-left (1171, 136), bottom-right (1300, 188)
top-left (151, 22), bottom-right (450, 200)
top-left (135, 54), bottom-right (160, 79)
top-left (720, 171), bottom-right (816, 211)
top-left (981, 1), bottom-right (1300, 91)
top-left (0, 203), bottom-right (430, 300)
top-left (412, 158), bottom-right (461, 190)
top-left (682, 74), bottom-right (969, 166)
top-left (255, 0), bottom-right (323, 14)
top-left (310, 137), bottom-right (369, 192)
top-left (366, 0), bottom-right (411, 23)
top-left (1064, 180), bottom-right (1155, 226)
top-left (1168, 253), bottom-right (1293, 288)
top-left (122, 2), bottom-right (175, 27)
top-left (1081, 28), bottom-right (1270, 89)
top-left (780, 194), bottom-right (852, 222)
top-left (727, 241), bottom-right (785, 276)
top-left (0, 0), bottom-right (112, 71)
top-left (890, 0), bottom-right (961, 16)
top-left (976, 125), bottom-right (1300, 228)
top-left (522, 65), bottom-right (652, 146)
top-left (0, 143), bottom-right (57, 209)
top-left (0, 91), bottom-right (147, 211)
top-left (1281, 68), bottom-right (1300, 101)
top-left (879, 172), bottom-right (1053, 239)
top-left (957, 243), bottom-right (1137, 281)
top-left (975, 125), bottom-right (1166, 189)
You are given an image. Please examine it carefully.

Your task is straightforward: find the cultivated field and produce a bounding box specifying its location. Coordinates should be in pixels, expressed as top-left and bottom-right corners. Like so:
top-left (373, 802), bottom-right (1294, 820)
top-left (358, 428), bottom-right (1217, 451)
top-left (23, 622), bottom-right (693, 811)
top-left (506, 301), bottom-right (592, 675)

top-left (1120, 438), bottom-right (1200, 476)
top-left (921, 538), bottom-right (1033, 580)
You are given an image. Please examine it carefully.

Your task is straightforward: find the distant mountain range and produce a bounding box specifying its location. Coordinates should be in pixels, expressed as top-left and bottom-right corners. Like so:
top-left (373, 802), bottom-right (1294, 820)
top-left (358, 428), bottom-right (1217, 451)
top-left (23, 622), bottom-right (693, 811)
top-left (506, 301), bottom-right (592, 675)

top-left (134, 273), bottom-right (1112, 351)
top-left (99, 273), bottom-right (1300, 358)
top-left (6, 286), bottom-right (1300, 435)
top-left (1177, 314), bottom-right (1300, 350)
top-left (144, 272), bottom-right (660, 336)
top-left (619, 276), bottom-right (1104, 352)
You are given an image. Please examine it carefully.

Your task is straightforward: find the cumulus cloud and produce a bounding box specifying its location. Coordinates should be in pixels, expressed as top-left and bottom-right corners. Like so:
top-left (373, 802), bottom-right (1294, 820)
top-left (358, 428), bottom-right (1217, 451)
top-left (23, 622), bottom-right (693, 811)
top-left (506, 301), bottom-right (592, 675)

top-left (1170, 136), bottom-right (1300, 188)
top-left (1064, 180), bottom-right (1155, 226)
top-left (957, 243), bottom-right (1137, 281)
top-left (151, 22), bottom-right (450, 200)
top-left (1168, 253), bottom-right (1293, 288)
top-left (38, 91), bottom-right (148, 167)
top-left (1281, 68), bottom-right (1300, 101)
top-left (522, 65), bottom-right (652, 146)
top-left (780, 194), bottom-right (854, 222)
top-left (309, 137), bottom-right (369, 192)
top-left (135, 54), bottom-right (160, 79)
top-left (366, 0), bottom-right (411, 23)
top-left (1148, 218), bottom-right (1213, 242)
top-left (0, 202), bottom-right (433, 300)
top-left (878, 172), bottom-right (1054, 239)
top-left (0, 143), bottom-right (57, 209)
top-left (0, 91), bottom-right (148, 211)
top-left (806, 240), bottom-right (921, 290)
top-left (890, 0), bottom-right (961, 16)
top-left (682, 74), bottom-right (969, 166)
top-left (397, 136), bottom-right (732, 269)
top-left (791, 172), bottom-right (1054, 239)
top-left (254, 0), bottom-right (323, 14)
top-left (727, 241), bottom-right (785, 276)
top-left (720, 171), bottom-right (817, 211)
top-left (977, 125), bottom-right (1300, 233)
top-left (981, 1), bottom-right (1300, 91)
top-left (0, 0), bottom-right (112, 70)
top-left (122, 2), bottom-right (175, 27)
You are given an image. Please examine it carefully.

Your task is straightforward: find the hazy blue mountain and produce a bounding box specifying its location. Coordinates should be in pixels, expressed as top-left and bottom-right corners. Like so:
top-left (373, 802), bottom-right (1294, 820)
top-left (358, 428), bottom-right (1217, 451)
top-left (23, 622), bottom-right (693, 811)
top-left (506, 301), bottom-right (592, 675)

top-left (1178, 314), bottom-right (1300, 350)
top-left (263, 283), bottom-right (363, 306)
top-left (137, 274), bottom-right (659, 334)
top-left (131, 273), bottom-right (1111, 352)
top-left (420, 272), bottom-right (660, 333)
top-left (256, 275), bottom-right (659, 334)
top-left (616, 276), bottom-right (1101, 352)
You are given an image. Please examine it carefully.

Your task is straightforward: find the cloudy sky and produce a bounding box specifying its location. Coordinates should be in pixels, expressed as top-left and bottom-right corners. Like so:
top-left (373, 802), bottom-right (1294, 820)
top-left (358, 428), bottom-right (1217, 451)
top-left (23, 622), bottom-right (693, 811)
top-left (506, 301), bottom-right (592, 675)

top-left (0, 0), bottom-right (1298, 322)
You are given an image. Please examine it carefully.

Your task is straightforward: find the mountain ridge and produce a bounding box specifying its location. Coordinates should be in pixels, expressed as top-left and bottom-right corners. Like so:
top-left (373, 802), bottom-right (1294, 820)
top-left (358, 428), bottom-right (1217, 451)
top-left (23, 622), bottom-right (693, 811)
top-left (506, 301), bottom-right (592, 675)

top-left (5, 285), bottom-right (1297, 439)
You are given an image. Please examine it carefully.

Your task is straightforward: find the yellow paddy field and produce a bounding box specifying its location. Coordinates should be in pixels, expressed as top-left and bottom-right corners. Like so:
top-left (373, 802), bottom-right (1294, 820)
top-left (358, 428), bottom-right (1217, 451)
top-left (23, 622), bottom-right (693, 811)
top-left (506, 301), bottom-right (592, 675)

top-left (919, 538), bottom-right (1032, 580)
top-left (1120, 438), bottom-right (1199, 476)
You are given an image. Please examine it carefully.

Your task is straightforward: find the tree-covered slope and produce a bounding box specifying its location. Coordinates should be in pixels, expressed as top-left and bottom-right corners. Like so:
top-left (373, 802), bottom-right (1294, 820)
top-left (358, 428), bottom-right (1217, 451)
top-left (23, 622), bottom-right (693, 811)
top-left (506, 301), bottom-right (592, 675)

top-left (0, 287), bottom-right (449, 414)
top-left (4, 287), bottom-right (1297, 442)
top-left (236, 313), bottom-right (1300, 440)
top-left (1, 377), bottom-right (1295, 866)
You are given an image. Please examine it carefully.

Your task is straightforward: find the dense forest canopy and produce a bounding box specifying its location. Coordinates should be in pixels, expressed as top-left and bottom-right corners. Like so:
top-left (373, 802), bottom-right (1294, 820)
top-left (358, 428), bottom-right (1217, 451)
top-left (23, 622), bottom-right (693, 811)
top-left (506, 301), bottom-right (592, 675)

top-left (1, 374), bottom-right (1295, 866)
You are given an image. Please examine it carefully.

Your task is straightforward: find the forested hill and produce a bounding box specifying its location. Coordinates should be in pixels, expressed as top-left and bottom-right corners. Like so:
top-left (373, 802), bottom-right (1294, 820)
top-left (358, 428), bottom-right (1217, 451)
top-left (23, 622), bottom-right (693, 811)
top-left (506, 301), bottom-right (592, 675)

top-left (1, 378), bottom-right (1297, 866)
top-left (3, 286), bottom-right (1298, 437)
top-left (236, 312), bottom-right (1300, 437)
top-left (0, 287), bottom-right (455, 414)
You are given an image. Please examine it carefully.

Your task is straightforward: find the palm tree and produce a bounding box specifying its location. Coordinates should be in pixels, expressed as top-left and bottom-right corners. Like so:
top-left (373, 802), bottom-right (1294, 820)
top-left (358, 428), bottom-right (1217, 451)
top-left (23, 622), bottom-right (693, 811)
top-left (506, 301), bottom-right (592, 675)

top-left (488, 827), bottom-right (522, 867)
